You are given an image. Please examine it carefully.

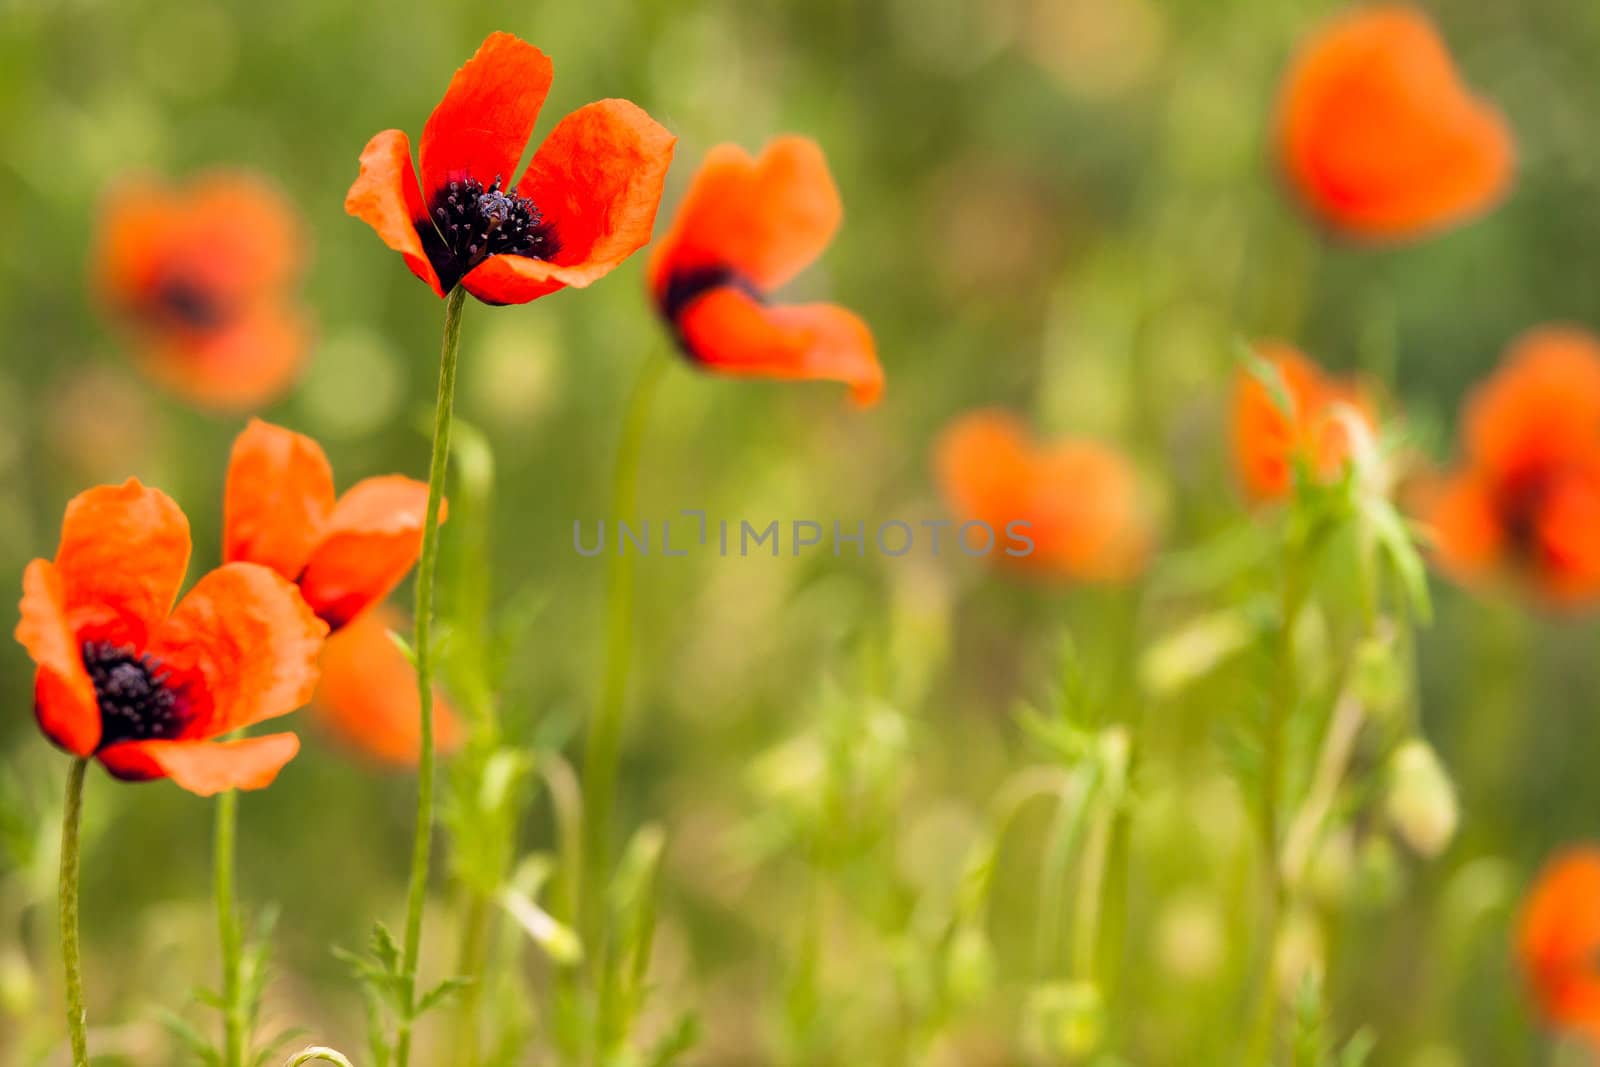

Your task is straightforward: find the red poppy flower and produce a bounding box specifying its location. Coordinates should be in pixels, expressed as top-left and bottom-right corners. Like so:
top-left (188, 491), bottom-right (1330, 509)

top-left (14, 481), bottom-right (326, 794)
top-left (1277, 5), bottom-right (1514, 241)
top-left (346, 31), bottom-right (675, 305)
top-left (1518, 847), bottom-right (1600, 1048)
top-left (93, 170), bottom-right (312, 411)
top-left (1233, 343), bottom-right (1375, 503)
top-left (313, 607), bottom-right (462, 767)
top-left (646, 137), bottom-right (882, 406)
top-left (1425, 328), bottom-right (1600, 604)
top-left (223, 419), bottom-right (439, 631)
top-left (935, 409), bottom-right (1151, 582)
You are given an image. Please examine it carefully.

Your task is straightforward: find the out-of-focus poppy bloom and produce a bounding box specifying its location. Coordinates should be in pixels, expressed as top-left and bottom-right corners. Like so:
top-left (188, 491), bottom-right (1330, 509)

top-left (314, 607), bottom-right (462, 766)
top-left (346, 31), bottom-right (675, 305)
top-left (1425, 328), bottom-right (1600, 605)
top-left (1277, 5), bottom-right (1514, 242)
top-left (1517, 847), bottom-right (1600, 1048)
top-left (935, 409), bottom-right (1151, 581)
top-left (94, 171), bottom-right (311, 411)
top-left (1233, 343), bottom-right (1374, 502)
top-left (14, 480), bottom-right (325, 794)
top-left (646, 137), bottom-right (882, 406)
top-left (223, 418), bottom-right (439, 632)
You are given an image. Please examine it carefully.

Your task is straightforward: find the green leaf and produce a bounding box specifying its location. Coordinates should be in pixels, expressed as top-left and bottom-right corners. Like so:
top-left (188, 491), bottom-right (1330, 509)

top-left (415, 975), bottom-right (474, 1018)
top-left (157, 1009), bottom-right (222, 1067)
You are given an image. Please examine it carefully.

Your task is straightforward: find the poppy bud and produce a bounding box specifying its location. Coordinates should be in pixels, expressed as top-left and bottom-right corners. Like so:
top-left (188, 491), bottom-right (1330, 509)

top-left (1385, 739), bottom-right (1459, 857)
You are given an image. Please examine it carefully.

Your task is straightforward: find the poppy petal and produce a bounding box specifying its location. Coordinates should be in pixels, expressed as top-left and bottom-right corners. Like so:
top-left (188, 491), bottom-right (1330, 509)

top-left (150, 562), bottom-right (326, 736)
top-left (1424, 471), bottom-right (1504, 582)
top-left (1518, 848), bottom-right (1600, 1030)
top-left (16, 560), bottom-right (100, 756)
top-left (674, 287), bottom-right (882, 406)
top-left (179, 171), bottom-right (306, 296)
top-left (1534, 467), bottom-right (1600, 605)
top-left (347, 129), bottom-right (444, 297)
top-left (223, 419), bottom-right (337, 580)
top-left (1279, 6), bottom-right (1513, 240)
top-left (936, 411), bottom-right (1152, 582)
top-left (296, 477), bottom-right (439, 630)
top-left (98, 733), bottom-right (301, 795)
top-left (1464, 327), bottom-right (1600, 480)
top-left (55, 480), bottom-right (190, 643)
top-left (419, 32), bottom-right (553, 199)
top-left (134, 301), bottom-right (311, 413)
top-left (648, 137), bottom-right (842, 296)
top-left (314, 607), bottom-right (463, 766)
top-left (463, 99), bottom-right (675, 305)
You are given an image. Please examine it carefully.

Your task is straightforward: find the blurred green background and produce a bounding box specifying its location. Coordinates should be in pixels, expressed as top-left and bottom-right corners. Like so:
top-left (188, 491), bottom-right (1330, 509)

top-left (3, 0), bottom-right (1600, 1063)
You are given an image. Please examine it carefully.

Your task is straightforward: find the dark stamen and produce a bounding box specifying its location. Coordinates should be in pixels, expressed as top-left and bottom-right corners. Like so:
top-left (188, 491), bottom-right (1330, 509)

top-left (658, 266), bottom-right (766, 362)
top-left (660, 265), bottom-right (763, 323)
top-left (81, 641), bottom-right (189, 748)
top-left (152, 278), bottom-right (229, 331)
top-left (417, 175), bottom-right (560, 291)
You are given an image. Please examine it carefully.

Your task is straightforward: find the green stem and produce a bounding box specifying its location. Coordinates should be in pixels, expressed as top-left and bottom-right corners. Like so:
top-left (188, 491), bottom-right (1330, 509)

top-left (59, 757), bottom-right (89, 1067)
top-left (1254, 535), bottom-right (1306, 1064)
top-left (216, 788), bottom-right (244, 1067)
top-left (395, 283), bottom-right (467, 1067)
top-left (451, 889), bottom-right (490, 1067)
top-left (580, 352), bottom-right (668, 953)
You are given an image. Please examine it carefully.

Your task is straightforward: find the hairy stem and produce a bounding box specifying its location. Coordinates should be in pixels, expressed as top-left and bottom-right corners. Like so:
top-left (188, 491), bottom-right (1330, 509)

top-left (216, 788), bottom-right (244, 1067)
top-left (396, 283), bottom-right (467, 1067)
top-left (59, 757), bottom-right (89, 1067)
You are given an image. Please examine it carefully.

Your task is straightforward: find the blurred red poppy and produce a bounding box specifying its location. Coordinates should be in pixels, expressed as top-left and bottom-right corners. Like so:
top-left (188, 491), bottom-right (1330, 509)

top-left (1233, 343), bottom-right (1374, 503)
top-left (14, 481), bottom-right (325, 794)
top-left (346, 31), bottom-right (675, 305)
top-left (1518, 848), bottom-right (1600, 1049)
top-left (94, 171), bottom-right (312, 411)
top-left (1426, 328), bottom-right (1600, 605)
top-left (647, 137), bottom-right (882, 406)
top-left (936, 409), bottom-right (1151, 581)
top-left (223, 418), bottom-right (440, 631)
top-left (314, 606), bottom-right (462, 766)
top-left (1278, 5), bottom-right (1513, 241)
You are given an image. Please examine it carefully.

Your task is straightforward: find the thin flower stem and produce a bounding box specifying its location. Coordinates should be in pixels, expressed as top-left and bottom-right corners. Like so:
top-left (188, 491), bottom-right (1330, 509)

top-left (580, 352), bottom-right (668, 954)
top-left (395, 283), bottom-right (468, 1067)
top-left (215, 787), bottom-right (245, 1067)
top-left (59, 756), bottom-right (89, 1067)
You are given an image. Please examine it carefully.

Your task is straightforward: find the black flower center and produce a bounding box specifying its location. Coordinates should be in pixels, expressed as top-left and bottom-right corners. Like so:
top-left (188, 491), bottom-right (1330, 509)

top-left (150, 276), bottom-right (229, 332)
top-left (418, 176), bottom-right (560, 292)
top-left (658, 266), bottom-right (765, 359)
top-left (81, 641), bottom-right (189, 748)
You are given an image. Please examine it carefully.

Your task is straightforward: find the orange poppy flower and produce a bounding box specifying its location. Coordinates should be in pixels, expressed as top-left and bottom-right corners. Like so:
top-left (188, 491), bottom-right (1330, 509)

top-left (346, 31), bottom-right (675, 305)
top-left (1277, 5), bottom-right (1514, 241)
top-left (93, 170), bottom-right (311, 411)
top-left (1233, 343), bottom-right (1374, 502)
top-left (223, 418), bottom-right (439, 631)
top-left (935, 410), bottom-right (1151, 581)
top-left (1426, 328), bottom-right (1600, 604)
top-left (313, 606), bottom-right (462, 766)
top-left (14, 480), bottom-right (325, 794)
top-left (1517, 848), bottom-right (1600, 1047)
top-left (646, 137), bottom-right (882, 406)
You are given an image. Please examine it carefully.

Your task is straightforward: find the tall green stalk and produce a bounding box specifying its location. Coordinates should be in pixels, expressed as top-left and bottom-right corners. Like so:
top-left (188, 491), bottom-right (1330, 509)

top-left (215, 788), bottom-right (244, 1067)
top-left (395, 283), bottom-right (468, 1067)
top-left (580, 353), bottom-right (667, 953)
top-left (59, 757), bottom-right (89, 1067)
